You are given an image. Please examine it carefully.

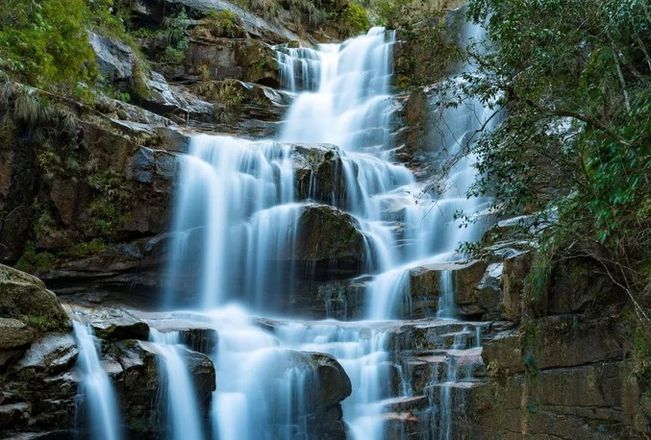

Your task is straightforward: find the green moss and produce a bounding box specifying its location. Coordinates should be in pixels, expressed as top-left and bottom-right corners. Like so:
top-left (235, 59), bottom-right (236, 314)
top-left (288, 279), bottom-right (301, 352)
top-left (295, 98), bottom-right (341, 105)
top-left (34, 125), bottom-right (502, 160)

top-left (340, 1), bottom-right (371, 35)
top-left (65, 239), bottom-right (108, 259)
top-left (22, 314), bottom-right (49, 331)
top-left (15, 242), bottom-right (56, 273)
top-left (85, 168), bottom-right (132, 238)
top-left (202, 10), bottom-right (243, 38)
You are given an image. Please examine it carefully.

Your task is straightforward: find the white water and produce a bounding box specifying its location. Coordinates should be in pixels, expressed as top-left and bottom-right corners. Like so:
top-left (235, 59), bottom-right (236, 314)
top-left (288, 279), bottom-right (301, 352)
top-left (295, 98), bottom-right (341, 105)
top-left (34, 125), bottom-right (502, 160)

top-left (72, 321), bottom-right (122, 440)
top-left (150, 329), bottom-right (204, 440)
top-left (158, 21), bottom-right (493, 440)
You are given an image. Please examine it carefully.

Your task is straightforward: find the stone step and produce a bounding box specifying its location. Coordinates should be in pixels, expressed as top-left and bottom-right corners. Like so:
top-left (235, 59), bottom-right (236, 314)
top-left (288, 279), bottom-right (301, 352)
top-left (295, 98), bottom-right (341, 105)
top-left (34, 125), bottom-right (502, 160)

top-left (381, 395), bottom-right (429, 412)
top-left (401, 347), bottom-right (486, 395)
top-left (391, 321), bottom-right (486, 351)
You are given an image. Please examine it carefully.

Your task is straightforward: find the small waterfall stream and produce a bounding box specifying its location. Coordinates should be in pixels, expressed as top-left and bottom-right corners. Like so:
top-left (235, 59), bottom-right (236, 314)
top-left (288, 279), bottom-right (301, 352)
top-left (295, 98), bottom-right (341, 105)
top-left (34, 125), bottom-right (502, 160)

top-left (150, 329), bottom-right (204, 440)
top-left (72, 321), bottom-right (122, 440)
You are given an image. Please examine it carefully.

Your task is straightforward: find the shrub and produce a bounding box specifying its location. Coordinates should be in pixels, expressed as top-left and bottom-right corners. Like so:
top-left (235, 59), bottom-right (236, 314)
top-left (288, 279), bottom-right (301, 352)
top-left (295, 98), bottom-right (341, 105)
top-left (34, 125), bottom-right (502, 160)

top-left (0, 0), bottom-right (97, 91)
top-left (341, 1), bottom-right (371, 35)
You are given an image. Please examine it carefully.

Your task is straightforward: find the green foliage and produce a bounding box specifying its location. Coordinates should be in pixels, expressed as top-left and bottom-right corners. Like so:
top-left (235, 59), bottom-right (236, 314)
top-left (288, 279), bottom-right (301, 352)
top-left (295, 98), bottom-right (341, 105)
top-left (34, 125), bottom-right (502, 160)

top-left (0, 0), bottom-right (151, 98)
top-left (141, 9), bottom-right (190, 66)
top-left (202, 10), bottom-right (244, 38)
top-left (22, 314), bottom-right (50, 331)
top-left (341, 1), bottom-right (371, 36)
top-left (65, 239), bottom-right (108, 258)
top-left (371, 0), bottom-right (464, 88)
top-left (465, 0), bottom-right (651, 320)
top-left (85, 168), bottom-right (131, 238)
top-left (0, 0), bottom-right (98, 91)
top-left (15, 242), bottom-right (56, 273)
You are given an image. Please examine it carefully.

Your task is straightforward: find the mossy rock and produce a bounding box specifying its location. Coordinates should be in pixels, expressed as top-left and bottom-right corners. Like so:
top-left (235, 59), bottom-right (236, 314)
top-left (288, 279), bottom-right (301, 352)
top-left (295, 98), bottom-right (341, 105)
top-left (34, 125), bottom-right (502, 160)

top-left (0, 264), bottom-right (70, 332)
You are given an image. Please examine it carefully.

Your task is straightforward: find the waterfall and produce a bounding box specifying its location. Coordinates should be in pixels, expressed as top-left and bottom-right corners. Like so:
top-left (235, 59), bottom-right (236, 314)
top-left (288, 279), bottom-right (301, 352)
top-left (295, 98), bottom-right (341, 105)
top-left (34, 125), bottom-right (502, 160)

top-left (150, 329), bottom-right (204, 440)
top-left (159, 22), bottom-right (494, 440)
top-left (72, 321), bottom-right (122, 440)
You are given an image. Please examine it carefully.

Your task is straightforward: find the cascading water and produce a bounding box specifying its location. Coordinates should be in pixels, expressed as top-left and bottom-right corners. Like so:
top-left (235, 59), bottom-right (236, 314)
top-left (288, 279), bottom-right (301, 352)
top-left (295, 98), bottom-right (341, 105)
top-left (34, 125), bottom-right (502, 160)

top-left (150, 329), bottom-right (205, 440)
top-left (72, 321), bottom-right (122, 440)
top-left (158, 19), bottom-right (494, 440)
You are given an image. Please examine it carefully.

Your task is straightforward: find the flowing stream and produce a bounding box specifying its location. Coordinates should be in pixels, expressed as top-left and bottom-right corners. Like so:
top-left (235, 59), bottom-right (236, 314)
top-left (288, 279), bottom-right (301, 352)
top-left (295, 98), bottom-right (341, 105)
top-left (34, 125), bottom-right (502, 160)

top-left (72, 321), bottom-right (122, 440)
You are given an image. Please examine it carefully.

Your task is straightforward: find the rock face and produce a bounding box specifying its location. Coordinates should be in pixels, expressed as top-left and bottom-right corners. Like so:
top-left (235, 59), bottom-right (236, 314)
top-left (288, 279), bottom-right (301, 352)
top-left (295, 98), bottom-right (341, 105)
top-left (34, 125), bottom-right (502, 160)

top-left (89, 32), bottom-right (135, 84)
top-left (457, 237), bottom-right (651, 440)
top-left (0, 266), bottom-right (76, 437)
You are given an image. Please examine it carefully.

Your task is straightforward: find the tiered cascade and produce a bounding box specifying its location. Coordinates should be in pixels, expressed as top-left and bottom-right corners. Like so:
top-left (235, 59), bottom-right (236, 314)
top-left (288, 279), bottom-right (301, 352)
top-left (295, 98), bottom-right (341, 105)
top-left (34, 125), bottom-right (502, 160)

top-left (75, 22), bottom-right (495, 440)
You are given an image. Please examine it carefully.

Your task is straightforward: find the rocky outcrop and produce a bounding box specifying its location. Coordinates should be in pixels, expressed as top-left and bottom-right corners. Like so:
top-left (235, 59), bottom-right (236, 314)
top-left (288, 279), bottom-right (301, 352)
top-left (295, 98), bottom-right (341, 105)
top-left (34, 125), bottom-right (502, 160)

top-left (295, 204), bottom-right (368, 277)
top-left (0, 266), bottom-right (76, 437)
top-left (291, 143), bottom-right (347, 205)
top-left (0, 264), bottom-right (70, 332)
top-left (112, 339), bottom-right (216, 438)
top-left (456, 231), bottom-right (651, 439)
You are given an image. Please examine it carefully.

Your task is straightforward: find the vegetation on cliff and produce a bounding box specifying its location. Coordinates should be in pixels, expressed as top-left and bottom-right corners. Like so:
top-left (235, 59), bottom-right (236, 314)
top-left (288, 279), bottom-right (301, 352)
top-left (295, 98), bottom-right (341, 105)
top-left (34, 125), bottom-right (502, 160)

top-left (465, 0), bottom-right (651, 388)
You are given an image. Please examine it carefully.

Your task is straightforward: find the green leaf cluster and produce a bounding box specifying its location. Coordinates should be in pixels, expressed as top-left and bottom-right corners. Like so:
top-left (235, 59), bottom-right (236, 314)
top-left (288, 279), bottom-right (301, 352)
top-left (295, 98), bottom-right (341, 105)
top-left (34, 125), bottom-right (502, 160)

top-left (466, 0), bottom-right (651, 338)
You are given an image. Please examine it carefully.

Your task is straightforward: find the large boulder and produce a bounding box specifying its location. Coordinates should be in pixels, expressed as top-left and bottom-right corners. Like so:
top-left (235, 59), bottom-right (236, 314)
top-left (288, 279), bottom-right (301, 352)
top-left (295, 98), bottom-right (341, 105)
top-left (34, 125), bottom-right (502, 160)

top-left (187, 37), bottom-right (279, 87)
top-left (0, 333), bottom-right (78, 436)
top-left (89, 32), bottom-right (135, 84)
top-left (0, 264), bottom-right (69, 332)
top-left (114, 339), bottom-right (216, 437)
top-left (295, 204), bottom-right (368, 277)
top-left (290, 143), bottom-right (347, 206)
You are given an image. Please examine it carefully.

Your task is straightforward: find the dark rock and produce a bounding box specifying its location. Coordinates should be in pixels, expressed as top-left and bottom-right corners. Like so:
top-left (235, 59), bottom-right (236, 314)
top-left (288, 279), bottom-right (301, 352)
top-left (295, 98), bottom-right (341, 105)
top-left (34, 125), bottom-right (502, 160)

top-left (290, 143), bottom-right (347, 205)
top-left (545, 243), bottom-right (625, 316)
top-left (187, 37), bottom-right (279, 87)
top-left (408, 260), bottom-right (487, 319)
top-left (481, 329), bottom-right (523, 376)
top-left (17, 333), bottom-right (78, 374)
top-left (89, 32), bottom-right (135, 83)
top-left (295, 204), bottom-right (369, 278)
top-left (142, 72), bottom-right (215, 122)
top-left (500, 251), bottom-right (532, 322)
top-left (86, 308), bottom-right (150, 341)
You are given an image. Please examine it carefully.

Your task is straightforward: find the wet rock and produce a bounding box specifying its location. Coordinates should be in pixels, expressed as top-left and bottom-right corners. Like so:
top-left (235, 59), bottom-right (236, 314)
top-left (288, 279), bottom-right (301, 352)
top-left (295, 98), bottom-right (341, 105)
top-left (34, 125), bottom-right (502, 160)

top-left (0, 265), bottom-right (70, 332)
top-left (481, 329), bottom-right (523, 376)
top-left (290, 143), bottom-right (347, 205)
top-left (142, 72), bottom-right (215, 122)
top-left (187, 37), bottom-right (279, 87)
top-left (87, 308), bottom-right (150, 341)
top-left (408, 260), bottom-right (488, 319)
top-left (113, 340), bottom-right (160, 437)
top-left (295, 204), bottom-right (368, 277)
top-left (114, 339), bottom-right (216, 436)
top-left (192, 79), bottom-right (290, 136)
top-left (0, 402), bottom-right (30, 430)
top-left (310, 352), bottom-right (352, 406)
top-left (178, 345), bottom-right (216, 410)
top-left (500, 250), bottom-right (532, 322)
top-left (17, 333), bottom-right (78, 374)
